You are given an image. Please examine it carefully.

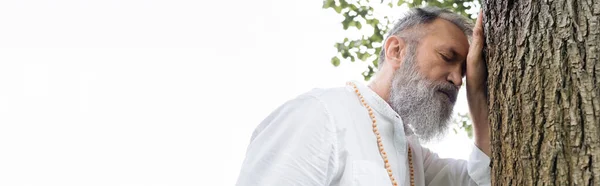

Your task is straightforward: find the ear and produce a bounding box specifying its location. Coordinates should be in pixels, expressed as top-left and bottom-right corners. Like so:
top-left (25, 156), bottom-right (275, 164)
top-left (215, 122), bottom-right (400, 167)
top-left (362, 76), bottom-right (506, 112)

top-left (383, 35), bottom-right (407, 70)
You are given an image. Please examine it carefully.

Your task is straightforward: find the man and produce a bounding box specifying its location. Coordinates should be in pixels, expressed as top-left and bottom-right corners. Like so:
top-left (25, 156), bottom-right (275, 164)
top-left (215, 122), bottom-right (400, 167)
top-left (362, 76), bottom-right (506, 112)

top-left (237, 7), bottom-right (490, 186)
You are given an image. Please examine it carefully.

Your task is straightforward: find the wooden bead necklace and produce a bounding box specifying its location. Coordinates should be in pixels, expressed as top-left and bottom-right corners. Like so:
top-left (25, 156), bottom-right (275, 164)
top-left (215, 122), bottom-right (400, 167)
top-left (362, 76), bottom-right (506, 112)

top-left (347, 82), bottom-right (415, 186)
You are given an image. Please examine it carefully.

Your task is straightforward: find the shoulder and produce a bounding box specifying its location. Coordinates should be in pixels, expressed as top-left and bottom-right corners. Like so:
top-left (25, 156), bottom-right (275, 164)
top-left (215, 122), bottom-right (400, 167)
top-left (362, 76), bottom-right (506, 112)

top-left (281, 86), bottom-right (357, 122)
top-left (252, 85), bottom-right (362, 136)
top-left (271, 87), bottom-right (351, 117)
top-left (298, 86), bottom-right (357, 108)
top-left (296, 86), bottom-right (366, 132)
top-left (251, 87), bottom-right (351, 139)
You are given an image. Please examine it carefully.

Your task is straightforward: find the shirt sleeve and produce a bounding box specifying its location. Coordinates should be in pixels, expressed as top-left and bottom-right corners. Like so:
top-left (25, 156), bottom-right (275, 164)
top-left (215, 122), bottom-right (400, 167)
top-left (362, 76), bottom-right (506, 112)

top-left (236, 95), bottom-right (338, 186)
top-left (422, 144), bottom-right (491, 186)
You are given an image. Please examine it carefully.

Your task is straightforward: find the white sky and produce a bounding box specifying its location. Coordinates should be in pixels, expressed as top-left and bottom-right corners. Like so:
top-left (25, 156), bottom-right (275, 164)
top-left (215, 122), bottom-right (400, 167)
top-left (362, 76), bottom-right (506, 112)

top-left (0, 0), bottom-right (473, 185)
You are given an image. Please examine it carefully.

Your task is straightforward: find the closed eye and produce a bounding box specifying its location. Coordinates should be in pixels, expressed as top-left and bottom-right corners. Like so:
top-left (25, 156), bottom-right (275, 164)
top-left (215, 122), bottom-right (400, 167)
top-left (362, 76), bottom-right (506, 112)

top-left (440, 53), bottom-right (452, 62)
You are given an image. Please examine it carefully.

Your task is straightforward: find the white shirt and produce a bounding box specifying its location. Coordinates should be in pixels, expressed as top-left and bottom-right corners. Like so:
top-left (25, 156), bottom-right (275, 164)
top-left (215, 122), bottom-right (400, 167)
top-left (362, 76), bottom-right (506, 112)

top-left (236, 81), bottom-right (491, 186)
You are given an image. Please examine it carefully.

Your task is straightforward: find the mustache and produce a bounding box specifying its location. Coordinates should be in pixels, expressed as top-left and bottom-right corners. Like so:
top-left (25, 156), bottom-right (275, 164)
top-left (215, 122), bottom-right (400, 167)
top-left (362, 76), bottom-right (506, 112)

top-left (431, 82), bottom-right (459, 103)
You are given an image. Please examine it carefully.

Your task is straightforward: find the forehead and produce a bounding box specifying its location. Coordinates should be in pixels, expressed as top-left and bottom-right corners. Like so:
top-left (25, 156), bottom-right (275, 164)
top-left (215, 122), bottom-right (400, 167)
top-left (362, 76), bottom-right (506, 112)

top-left (419, 18), bottom-right (469, 56)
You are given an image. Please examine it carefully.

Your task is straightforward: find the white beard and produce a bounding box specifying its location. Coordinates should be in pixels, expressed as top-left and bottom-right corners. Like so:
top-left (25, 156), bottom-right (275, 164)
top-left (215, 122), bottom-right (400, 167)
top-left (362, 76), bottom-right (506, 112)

top-left (388, 48), bottom-right (458, 142)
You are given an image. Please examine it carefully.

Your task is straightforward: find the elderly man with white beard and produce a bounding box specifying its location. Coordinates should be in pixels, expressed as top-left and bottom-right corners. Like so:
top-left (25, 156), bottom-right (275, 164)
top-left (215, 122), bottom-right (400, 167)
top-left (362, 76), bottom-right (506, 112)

top-left (237, 7), bottom-right (490, 186)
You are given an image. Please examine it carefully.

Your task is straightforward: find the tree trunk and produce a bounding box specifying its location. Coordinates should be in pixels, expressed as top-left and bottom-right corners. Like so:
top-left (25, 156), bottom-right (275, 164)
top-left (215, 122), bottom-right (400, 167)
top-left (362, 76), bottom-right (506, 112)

top-left (484, 0), bottom-right (600, 185)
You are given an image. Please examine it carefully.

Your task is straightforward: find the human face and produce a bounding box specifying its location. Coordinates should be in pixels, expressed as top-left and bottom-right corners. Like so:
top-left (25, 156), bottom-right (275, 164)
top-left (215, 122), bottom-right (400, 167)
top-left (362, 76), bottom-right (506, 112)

top-left (390, 46), bottom-right (459, 141)
top-left (413, 18), bottom-right (470, 89)
top-left (388, 18), bottom-right (470, 141)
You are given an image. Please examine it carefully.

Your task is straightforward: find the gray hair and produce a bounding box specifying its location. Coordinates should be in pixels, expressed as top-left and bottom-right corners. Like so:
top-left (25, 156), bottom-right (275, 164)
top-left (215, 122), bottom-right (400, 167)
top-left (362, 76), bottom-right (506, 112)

top-left (378, 7), bottom-right (473, 67)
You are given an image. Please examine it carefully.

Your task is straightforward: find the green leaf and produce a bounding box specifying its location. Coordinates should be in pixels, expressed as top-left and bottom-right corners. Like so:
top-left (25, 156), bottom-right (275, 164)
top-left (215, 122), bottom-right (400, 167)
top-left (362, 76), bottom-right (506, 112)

top-left (414, 0), bottom-right (424, 6)
top-left (374, 47), bottom-right (382, 56)
top-left (342, 51), bottom-right (350, 59)
top-left (362, 65), bottom-right (375, 81)
top-left (322, 0), bottom-right (335, 8)
top-left (331, 56), bottom-right (341, 66)
top-left (397, 0), bottom-right (405, 6)
top-left (360, 52), bottom-right (370, 61)
top-left (348, 41), bottom-right (356, 48)
top-left (342, 14), bottom-right (354, 30)
top-left (370, 32), bottom-right (383, 42)
top-left (366, 19), bottom-right (379, 27)
top-left (356, 22), bottom-right (362, 29)
top-left (466, 124), bottom-right (473, 138)
top-left (361, 39), bottom-right (369, 45)
top-left (357, 8), bottom-right (369, 17)
top-left (335, 42), bottom-right (345, 52)
top-left (339, 0), bottom-right (349, 7)
top-left (334, 6), bottom-right (343, 13)
top-left (348, 21), bottom-right (357, 28)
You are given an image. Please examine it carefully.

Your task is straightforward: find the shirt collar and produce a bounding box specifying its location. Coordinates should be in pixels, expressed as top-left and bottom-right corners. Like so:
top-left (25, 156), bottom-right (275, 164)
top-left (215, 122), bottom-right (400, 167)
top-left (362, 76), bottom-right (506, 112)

top-left (347, 80), bottom-right (411, 154)
top-left (348, 81), bottom-right (409, 135)
top-left (349, 80), bottom-right (399, 121)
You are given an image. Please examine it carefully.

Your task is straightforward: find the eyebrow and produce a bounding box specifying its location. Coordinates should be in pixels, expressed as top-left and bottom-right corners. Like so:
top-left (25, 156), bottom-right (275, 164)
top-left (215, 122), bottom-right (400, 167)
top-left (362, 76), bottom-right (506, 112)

top-left (438, 47), bottom-right (461, 60)
top-left (438, 47), bottom-right (467, 76)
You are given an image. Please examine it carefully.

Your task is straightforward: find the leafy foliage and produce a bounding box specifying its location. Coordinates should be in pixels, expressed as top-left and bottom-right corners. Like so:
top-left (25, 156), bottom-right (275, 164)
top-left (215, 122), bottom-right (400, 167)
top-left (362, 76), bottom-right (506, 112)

top-left (452, 112), bottom-right (473, 138)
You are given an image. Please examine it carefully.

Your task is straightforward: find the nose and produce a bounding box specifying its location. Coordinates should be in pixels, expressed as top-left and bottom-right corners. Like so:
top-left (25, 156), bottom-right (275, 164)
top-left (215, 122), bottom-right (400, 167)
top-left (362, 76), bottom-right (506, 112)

top-left (447, 70), bottom-right (463, 87)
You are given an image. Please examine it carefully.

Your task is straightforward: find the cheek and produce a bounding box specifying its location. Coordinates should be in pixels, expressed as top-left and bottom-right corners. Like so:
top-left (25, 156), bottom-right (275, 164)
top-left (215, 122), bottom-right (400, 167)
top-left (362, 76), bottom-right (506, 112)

top-left (415, 55), bottom-right (446, 81)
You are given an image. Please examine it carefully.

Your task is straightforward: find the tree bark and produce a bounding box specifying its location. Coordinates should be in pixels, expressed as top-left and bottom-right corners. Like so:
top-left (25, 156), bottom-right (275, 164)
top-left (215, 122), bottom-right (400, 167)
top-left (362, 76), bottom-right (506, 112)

top-left (484, 0), bottom-right (600, 185)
